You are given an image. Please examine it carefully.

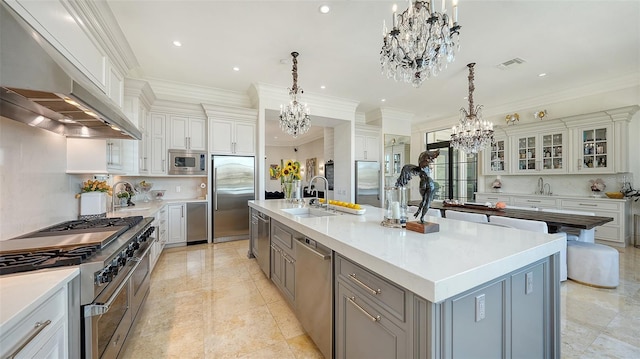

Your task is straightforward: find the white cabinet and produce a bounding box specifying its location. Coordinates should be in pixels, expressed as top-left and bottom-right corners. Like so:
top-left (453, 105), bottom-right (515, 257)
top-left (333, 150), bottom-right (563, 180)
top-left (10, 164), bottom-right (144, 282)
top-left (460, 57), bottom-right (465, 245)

top-left (561, 198), bottom-right (631, 246)
top-left (483, 136), bottom-right (509, 174)
top-left (167, 203), bottom-right (186, 245)
top-left (168, 116), bottom-right (207, 151)
top-left (210, 120), bottom-right (255, 155)
top-left (355, 133), bottom-right (380, 161)
top-left (66, 138), bottom-right (123, 174)
top-left (4, 0), bottom-right (107, 91)
top-left (107, 62), bottom-right (124, 109)
top-left (106, 139), bottom-right (123, 171)
top-left (149, 113), bottom-right (167, 175)
top-left (572, 125), bottom-right (614, 173)
top-left (0, 271), bottom-right (77, 359)
top-left (475, 193), bottom-right (511, 205)
top-left (511, 130), bottom-right (566, 174)
top-left (149, 206), bottom-right (168, 272)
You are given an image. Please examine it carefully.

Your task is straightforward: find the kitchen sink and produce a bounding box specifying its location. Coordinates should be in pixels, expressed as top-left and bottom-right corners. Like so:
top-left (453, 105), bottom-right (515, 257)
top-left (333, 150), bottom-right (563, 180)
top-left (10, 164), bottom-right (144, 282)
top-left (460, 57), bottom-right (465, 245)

top-left (281, 207), bottom-right (337, 218)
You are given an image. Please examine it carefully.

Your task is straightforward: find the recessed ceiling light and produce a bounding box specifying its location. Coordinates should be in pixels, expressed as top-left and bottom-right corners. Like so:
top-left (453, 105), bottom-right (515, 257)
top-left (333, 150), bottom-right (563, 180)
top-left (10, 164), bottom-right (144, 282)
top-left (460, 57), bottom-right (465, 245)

top-left (233, 66), bottom-right (240, 72)
top-left (381, 99), bottom-right (386, 102)
top-left (319, 5), bottom-right (330, 14)
top-left (463, 96), bottom-right (468, 100)
top-left (320, 85), bottom-right (326, 89)
top-left (538, 73), bottom-right (547, 77)
top-left (172, 40), bottom-right (182, 47)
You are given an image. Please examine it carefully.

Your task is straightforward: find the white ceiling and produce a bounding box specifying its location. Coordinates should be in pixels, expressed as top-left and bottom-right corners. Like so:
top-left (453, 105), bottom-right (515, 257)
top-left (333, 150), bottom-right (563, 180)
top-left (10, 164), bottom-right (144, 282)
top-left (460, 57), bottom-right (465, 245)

top-left (107, 0), bottom-right (640, 144)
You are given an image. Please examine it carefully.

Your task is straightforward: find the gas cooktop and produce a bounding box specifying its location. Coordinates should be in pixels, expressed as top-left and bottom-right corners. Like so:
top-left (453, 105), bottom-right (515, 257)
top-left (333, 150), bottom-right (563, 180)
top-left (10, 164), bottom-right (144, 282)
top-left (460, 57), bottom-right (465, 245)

top-left (0, 216), bottom-right (148, 275)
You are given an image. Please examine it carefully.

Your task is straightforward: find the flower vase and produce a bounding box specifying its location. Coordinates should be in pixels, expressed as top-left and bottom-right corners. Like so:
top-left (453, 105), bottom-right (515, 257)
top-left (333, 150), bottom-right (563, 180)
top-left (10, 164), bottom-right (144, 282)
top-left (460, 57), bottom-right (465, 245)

top-left (283, 180), bottom-right (301, 203)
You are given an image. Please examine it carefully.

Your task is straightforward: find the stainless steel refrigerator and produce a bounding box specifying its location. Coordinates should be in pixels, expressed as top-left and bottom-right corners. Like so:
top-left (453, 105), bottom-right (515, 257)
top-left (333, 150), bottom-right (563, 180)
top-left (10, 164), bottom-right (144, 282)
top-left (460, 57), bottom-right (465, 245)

top-left (355, 161), bottom-right (381, 207)
top-left (212, 155), bottom-right (255, 243)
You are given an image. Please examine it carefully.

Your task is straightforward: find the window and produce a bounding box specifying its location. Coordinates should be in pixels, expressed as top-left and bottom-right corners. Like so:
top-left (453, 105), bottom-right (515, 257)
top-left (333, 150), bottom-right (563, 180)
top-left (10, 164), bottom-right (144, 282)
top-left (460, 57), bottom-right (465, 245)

top-left (426, 131), bottom-right (478, 202)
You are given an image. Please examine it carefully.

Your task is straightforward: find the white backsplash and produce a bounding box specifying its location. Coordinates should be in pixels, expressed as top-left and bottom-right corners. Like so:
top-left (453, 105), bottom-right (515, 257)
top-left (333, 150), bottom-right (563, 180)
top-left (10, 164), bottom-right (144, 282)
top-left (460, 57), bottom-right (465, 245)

top-left (115, 176), bottom-right (208, 202)
top-left (0, 118), bottom-right (84, 240)
top-left (481, 173), bottom-right (633, 198)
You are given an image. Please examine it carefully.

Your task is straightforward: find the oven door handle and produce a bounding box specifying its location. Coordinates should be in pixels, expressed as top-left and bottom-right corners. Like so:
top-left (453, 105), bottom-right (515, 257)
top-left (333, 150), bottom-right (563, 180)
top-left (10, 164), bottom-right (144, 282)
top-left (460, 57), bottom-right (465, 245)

top-left (84, 243), bottom-right (152, 318)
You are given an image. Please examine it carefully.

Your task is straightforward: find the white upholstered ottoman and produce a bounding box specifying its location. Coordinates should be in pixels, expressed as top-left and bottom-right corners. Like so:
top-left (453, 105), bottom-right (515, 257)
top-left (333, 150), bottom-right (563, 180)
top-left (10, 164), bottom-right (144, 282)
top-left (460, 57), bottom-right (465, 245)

top-left (566, 241), bottom-right (619, 288)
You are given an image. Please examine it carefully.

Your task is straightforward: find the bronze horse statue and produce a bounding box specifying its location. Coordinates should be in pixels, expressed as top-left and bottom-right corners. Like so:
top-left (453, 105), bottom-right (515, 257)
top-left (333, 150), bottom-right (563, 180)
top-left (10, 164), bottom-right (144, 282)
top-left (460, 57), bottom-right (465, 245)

top-left (395, 149), bottom-right (440, 223)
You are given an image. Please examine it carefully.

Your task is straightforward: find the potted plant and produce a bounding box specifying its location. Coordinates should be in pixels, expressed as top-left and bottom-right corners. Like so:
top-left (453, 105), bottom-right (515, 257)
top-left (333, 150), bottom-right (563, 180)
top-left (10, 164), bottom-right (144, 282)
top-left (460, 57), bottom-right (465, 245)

top-left (116, 191), bottom-right (130, 206)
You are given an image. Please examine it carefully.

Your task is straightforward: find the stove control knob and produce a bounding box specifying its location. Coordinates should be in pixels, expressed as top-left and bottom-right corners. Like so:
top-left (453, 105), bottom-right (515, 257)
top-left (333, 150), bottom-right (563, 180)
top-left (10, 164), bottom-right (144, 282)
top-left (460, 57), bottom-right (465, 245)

top-left (132, 242), bottom-right (140, 250)
top-left (118, 256), bottom-right (127, 266)
top-left (110, 265), bottom-right (119, 277)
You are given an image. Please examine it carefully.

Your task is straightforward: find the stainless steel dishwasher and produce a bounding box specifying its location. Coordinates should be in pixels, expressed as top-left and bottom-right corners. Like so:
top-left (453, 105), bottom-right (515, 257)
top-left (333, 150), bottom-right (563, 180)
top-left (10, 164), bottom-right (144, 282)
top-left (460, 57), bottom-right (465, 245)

top-left (186, 202), bottom-right (208, 245)
top-left (256, 211), bottom-right (270, 277)
top-left (295, 237), bottom-right (332, 359)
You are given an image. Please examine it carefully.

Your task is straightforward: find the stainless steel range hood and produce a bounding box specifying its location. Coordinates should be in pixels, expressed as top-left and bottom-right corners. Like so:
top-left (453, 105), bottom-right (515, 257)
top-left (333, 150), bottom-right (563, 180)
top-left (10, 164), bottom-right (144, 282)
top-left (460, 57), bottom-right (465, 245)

top-left (0, 4), bottom-right (141, 140)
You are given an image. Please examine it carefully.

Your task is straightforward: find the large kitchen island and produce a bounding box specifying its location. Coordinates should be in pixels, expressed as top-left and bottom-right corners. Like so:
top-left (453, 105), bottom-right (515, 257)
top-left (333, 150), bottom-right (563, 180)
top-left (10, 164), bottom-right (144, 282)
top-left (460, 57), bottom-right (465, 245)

top-left (249, 199), bottom-right (565, 359)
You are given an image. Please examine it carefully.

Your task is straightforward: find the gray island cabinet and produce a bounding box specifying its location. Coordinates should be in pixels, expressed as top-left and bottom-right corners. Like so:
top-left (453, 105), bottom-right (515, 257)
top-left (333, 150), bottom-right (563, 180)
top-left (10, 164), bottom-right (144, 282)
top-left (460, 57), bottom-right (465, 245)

top-left (248, 200), bottom-right (563, 358)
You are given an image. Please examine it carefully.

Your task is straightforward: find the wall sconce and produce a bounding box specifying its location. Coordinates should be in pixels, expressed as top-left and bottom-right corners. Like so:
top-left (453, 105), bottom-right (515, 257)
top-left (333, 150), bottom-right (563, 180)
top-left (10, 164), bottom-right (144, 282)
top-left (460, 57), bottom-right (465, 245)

top-left (505, 113), bottom-right (520, 125)
top-left (534, 110), bottom-right (547, 120)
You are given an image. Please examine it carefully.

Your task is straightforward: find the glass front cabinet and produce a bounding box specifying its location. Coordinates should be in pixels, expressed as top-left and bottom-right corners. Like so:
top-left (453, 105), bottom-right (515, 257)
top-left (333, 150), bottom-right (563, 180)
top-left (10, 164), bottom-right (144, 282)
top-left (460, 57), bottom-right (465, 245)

top-left (511, 129), bottom-right (566, 174)
top-left (483, 136), bottom-right (508, 174)
top-left (573, 124), bottom-right (613, 173)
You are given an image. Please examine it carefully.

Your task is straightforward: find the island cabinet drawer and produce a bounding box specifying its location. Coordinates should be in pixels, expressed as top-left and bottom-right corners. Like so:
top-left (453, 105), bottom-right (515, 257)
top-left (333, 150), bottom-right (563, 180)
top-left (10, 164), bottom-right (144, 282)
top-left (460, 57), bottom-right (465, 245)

top-left (271, 221), bottom-right (293, 250)
top-left (594, 225), bottom-right (621, 242)
top-left (561, 199), bottom-right (621, 212)
top-left (512, 197), bottom-right (558, 209)
top-left (1, 287), bottom-right (66, 358)
top-left (335, 255), bottom-right (406, 322)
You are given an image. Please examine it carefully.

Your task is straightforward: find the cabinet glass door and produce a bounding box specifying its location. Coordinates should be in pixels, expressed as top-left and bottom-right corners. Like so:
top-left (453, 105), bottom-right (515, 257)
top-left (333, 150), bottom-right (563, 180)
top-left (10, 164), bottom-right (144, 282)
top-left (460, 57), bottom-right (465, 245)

top-left (489, 139), bottom-right (506, 172)
top-left (517, 136), bottom-right (536, 171)
top-left (582, 128), bottom-right (608, 169)
top-left (542, 133), bottom-right (563, 170)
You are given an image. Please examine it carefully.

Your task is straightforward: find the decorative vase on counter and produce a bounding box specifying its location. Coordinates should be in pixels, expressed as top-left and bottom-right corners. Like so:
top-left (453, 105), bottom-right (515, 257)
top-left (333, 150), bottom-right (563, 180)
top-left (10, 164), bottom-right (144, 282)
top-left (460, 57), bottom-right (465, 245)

top-left (80, 192), bottom-right (107, 217)
top-left (283, 180), bottom-right (302, 203)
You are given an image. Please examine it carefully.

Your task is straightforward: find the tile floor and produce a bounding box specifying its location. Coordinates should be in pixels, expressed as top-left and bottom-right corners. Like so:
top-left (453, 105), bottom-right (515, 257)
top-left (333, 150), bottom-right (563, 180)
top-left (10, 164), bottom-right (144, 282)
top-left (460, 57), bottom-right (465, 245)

top-left (121, 240), bottom-right (640, 358)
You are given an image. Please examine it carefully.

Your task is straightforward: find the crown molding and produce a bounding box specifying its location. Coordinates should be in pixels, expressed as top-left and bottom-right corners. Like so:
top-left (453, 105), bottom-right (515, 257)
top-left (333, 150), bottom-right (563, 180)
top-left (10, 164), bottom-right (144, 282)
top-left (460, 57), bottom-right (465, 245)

top-left (251, 83), bottom-right (359, 122)
top-left (124, 78), bottom-right (156, 110)
top-left (412, 73), bottom-right (640, 134)
top-left (69, 1), bottom-right (138, 75)
top-left (201, 103), bottom-right (258, 122)
top-left (150, 99), bottom-right (207, 117)
top-left (148, 78), bottom-right (252, 109)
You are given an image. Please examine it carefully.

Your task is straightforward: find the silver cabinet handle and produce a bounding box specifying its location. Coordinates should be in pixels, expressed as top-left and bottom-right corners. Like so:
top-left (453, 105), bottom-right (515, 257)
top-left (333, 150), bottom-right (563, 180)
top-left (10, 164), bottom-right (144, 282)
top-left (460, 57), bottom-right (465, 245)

top-left (283, 254), bottom-right (295, 264)
top-left (6, 319), bottom-right (52, 358)
top-left (579, 203), bottom-right (597, 207)
top-left (348, 273), bottom-right (381, 295)
top-left (296, 239), bottom-right (330, 260)
top-left (348, 296), bottom-right (380, 322)
top-left (527, 200), bottom-right (541, 203)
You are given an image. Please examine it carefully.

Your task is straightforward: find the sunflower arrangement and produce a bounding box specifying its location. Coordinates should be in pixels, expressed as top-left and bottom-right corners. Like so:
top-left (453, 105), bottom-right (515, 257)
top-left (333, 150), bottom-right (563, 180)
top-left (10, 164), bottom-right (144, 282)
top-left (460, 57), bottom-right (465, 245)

top-left (270, 159), bottom-right (301, 184)
top-left (270, 160), bottom-right (301, 200)
top-left (75, 179), bottom-right (112, 198)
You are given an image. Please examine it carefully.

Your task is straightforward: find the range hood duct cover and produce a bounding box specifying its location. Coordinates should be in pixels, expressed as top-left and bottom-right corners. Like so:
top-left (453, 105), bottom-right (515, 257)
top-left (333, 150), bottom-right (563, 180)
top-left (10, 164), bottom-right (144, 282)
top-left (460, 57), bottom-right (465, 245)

top-left (0, 4), bottom-right (141, 140)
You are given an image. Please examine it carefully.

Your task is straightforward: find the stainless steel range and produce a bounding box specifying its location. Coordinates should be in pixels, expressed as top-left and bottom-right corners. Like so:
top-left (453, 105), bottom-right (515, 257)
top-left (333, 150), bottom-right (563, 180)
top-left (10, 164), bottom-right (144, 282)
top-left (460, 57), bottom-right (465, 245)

top-left (0, 216), bottom-right (155, 359)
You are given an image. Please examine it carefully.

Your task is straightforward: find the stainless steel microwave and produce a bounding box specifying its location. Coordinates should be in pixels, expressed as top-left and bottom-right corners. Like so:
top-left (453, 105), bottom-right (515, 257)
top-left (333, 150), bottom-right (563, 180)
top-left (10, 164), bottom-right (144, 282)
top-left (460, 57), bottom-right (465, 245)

top-left (168, 149), bottom-right (207, 175)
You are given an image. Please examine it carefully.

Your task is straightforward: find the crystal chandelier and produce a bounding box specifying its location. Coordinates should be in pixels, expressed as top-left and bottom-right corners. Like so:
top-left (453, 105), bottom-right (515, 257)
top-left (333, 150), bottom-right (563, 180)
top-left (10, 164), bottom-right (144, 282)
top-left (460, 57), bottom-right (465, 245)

top-left (280, 52), bottom-right (310, 138)
top-left (451, 63), bottom-right (494, 153)
top-left (381, 0), bottom-right (461, 87)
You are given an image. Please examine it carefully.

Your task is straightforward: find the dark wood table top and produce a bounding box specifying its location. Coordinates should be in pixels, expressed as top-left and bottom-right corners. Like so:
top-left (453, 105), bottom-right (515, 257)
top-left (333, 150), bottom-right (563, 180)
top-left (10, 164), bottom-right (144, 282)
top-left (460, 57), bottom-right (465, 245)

top-left (411, 202), bottom-right (613, 230)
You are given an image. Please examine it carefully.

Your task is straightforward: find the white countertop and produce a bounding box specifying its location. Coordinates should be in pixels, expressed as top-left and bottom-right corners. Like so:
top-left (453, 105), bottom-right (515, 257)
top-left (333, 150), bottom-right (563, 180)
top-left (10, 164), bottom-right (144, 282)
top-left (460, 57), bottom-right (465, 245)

top-left (108, 198), bottom-right (207, 218)
top-left (0, 267), bottom-right (79, 331)
top-left (249, 200), bottom-right (565, 303)
top-left (475, 191), bottom-right (629, 201)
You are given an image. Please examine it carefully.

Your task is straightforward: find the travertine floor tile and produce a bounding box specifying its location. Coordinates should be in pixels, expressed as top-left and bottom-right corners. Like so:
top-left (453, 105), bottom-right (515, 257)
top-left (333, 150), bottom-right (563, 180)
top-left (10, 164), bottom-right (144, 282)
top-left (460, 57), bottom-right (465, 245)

top-left (120, 240), bottom-right (640, 359)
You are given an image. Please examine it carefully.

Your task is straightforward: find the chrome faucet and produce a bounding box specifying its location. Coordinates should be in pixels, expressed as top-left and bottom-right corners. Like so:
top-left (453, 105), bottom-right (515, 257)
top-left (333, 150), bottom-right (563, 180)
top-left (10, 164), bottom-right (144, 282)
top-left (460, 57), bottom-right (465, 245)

top-left (309, 176), bottom-right (330, 210)
top-left (537, 177), bottom-right (544, 195)
top-left (544, 183), bottom-right (552, 196)
top-left (112, 181), bottom-right (134, 213)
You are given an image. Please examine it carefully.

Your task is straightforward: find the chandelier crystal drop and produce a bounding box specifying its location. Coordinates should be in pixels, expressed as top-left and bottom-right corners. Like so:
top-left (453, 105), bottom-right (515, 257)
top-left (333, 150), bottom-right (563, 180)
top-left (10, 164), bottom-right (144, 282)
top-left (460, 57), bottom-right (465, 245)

top-left (451, 63), bottom-right (494, 153)
top-left (381, 0), bottom-right (461, 87)
top-left (279, 52), bottom-right (311, 138)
